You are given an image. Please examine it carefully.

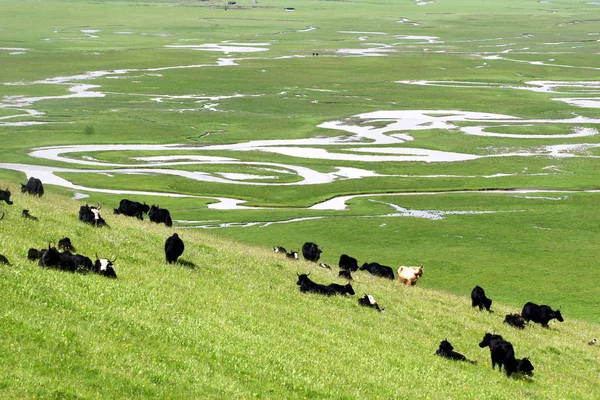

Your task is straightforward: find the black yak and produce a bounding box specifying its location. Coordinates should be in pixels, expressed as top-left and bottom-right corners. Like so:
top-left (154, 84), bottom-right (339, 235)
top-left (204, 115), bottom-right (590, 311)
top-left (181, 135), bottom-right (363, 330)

top-left (165, 233), bottom-right (184, 264)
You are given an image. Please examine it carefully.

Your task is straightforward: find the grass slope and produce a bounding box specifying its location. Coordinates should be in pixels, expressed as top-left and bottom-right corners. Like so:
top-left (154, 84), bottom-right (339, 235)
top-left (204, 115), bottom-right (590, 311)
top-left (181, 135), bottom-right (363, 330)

top-left (0, 192), bottom-right (598, 398)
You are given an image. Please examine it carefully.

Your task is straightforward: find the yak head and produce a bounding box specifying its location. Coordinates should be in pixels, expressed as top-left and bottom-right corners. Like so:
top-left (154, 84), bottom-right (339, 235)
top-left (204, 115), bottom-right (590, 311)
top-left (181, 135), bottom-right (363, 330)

top-left (343, 283), bottom-right (355, 295)
top-left (554, 308), bottom-right (564, 322)
top-left (94, 254), bottom-right (118, 278)
top-left (478, 333), bottom-right (503, 348)
top-left (296, 273), bottom-right (310, 286)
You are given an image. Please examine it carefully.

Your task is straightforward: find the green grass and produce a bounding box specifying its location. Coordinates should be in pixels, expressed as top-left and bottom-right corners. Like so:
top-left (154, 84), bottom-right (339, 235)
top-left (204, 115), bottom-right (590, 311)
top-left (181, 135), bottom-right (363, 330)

top-left (0, 192), bottom-right (598, 398)
top-left (2, 0), bottom-right (600, 394)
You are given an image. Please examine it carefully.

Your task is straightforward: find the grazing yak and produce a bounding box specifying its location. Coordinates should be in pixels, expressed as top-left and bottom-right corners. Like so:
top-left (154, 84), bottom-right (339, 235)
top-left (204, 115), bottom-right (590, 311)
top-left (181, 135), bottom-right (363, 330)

top-left (21, 209), bottom-right (38, 221)
top-left (149, 205), bottom-right (172, 227)
top-left (165, 233), bottom-right (185, 264)
top-left (521, 302), bottom-right (564, 328)
top-left (286, 251), bottom-right (299, 260)
top-left (514, 358), bottom-right (534, 376)
top-left (79, 203), bottom-right (108, 227)
top-left (435, 339), bottom-right (476, 364)
top-left (504, 313), bottom-right (526, 330)
top-left (589, 338), bottom-right (597, 346)
top-left (479, 333), bottom-right (518, 376)
top-left (358, 294), bottom-right (385, 312)
top-left (360, 262), bottom-right (394, 280)
top-left (301, 242), bottom-right (322, 262)
top-left (471, 285), bottom-right (493, 312)
top-left (0, 187), bottom-right (13, 204)
top-left (114, 199), bottom-right (150, 220)
top-left (21, 177), bottom-right (44, 197)
top-left (338, 254), bottom-right (359, 272)
top-left (318, 262), bottom-right (332, 270)
top-left (397, 265), bottom-right (423, 286)
top-left (327, 283), bottom-right (355, 296)
top-left (296, 273), bottom-right (336, 296)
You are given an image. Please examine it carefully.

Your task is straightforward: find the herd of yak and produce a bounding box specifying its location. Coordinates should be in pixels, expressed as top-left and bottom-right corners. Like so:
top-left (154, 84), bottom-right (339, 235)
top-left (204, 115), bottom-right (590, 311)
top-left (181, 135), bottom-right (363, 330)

top-left (0, 178), bottom-right (184, 279)
top-left (0, 177), bottom-right (590, 380)
top-left (273, 235), bottom-right (571, 379)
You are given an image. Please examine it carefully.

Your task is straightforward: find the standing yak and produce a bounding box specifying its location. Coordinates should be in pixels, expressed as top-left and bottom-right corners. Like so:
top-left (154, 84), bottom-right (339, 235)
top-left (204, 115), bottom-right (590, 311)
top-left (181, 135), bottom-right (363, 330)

top-left (301, 242), bottom-right (322, 262)
top-left (149, 205), bottom-right (173, 227)
top-left (21, 177), bottom-right (44, 197)
top-left (165, 233), bottom-right (184, 264)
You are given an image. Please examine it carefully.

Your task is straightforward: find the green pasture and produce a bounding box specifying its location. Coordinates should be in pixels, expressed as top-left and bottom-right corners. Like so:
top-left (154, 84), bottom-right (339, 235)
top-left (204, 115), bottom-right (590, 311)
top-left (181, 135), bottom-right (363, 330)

top-left (0, 193), bottom-right (598, 398)
top-left (1, 0), bottom-right (600, 395)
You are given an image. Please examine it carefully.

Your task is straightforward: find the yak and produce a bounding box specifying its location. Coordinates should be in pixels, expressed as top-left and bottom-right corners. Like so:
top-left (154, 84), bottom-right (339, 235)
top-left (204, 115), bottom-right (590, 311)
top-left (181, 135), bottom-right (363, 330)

top-left (504, 313), bottom-right (526, 330)
top-left (165, 233), bottom-right (185, 264)
top-left (149, 205), bottom-right (172, 227)
top-left (114, 199), bottom-right (150, 220)
top-left (360, 262), bottom-right (394, 280)
top-left (327, 283), bottom-right (355, 296)
top-left (471, 285), bottom-right (493, 312)
top-left (358, 294), bottom-right (385, 312)
top-left (338, 254), bottom-right (359, 272)
top-left (93, 254), bottom-right (118, 278)
top-left (296, 273), bottom-right (335, 296)
top-left (21, 177), bottom-right (44, 197)
top-left (0, 188), bottom-right (13, 205)
top-left (301, 242), bottom-right (322, 262)
top-left (22, 209), bottom-right (38, 221)
top-left (397, 265), bottom-right (424, 286)
top-left (79, 203), bottom-right (108, 227)
top-left (0, 254), bottom-right (10, 265)
top-left (479, 333), bottom-right (517, 376)
top-left (521, 302), bottom-right (564, 328)
top-left (435, 339), bottom-right (476, 364)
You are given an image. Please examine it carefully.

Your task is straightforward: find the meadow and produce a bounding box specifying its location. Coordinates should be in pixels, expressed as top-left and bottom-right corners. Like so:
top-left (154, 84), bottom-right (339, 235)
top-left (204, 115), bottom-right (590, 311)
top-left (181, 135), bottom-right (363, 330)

top-left (0, 0), bottom-right (599, 396)
top-left (0, 193), bottom-right (599, 398)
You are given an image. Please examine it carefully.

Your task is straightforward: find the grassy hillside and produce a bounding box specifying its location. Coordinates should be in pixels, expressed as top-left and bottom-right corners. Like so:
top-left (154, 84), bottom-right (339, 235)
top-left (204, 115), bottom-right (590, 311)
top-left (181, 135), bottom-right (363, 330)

top-left (0, 191), bottom-right (598, 399)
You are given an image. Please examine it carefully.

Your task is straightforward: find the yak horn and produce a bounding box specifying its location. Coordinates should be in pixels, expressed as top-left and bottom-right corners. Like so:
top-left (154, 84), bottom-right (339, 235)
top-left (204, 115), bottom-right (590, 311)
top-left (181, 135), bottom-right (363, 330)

top-left (97, 203), bottom-right (102, 210)
top-left (110, 256), bottom-right (118, 263)
top-left (0, 209), bottom-right (4, 221)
